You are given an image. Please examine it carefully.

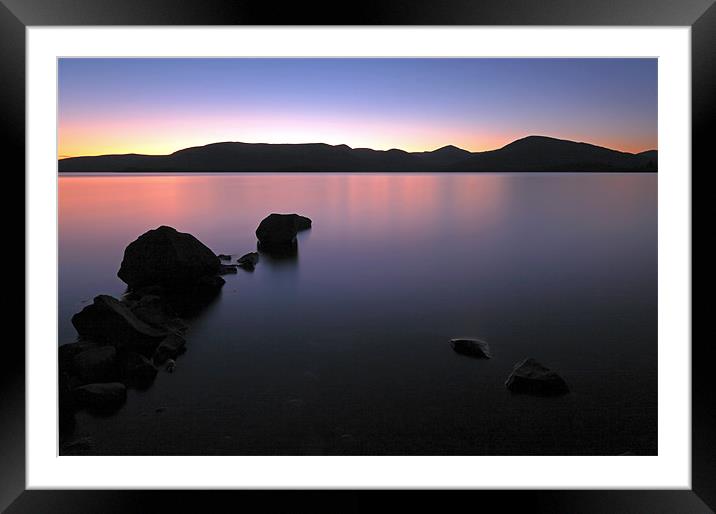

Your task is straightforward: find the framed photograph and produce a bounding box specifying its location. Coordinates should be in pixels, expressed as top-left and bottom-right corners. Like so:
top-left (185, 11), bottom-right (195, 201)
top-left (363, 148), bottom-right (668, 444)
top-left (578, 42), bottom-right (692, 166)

top-left (5, 0), bottom-right (710, 511)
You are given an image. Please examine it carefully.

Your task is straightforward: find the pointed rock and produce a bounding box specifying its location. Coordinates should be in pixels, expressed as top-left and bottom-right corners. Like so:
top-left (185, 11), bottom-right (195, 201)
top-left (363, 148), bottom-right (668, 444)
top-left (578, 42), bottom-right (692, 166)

top-left (505, 358), bottom-right (569, 396)
top-left (117, 225), bottom-right (221, 290)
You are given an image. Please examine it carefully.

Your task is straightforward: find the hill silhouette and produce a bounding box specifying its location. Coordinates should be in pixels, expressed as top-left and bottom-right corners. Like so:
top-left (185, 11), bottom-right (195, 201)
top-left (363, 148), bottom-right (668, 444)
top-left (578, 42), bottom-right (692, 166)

top-left (58, 136), bottom-right (657, 173)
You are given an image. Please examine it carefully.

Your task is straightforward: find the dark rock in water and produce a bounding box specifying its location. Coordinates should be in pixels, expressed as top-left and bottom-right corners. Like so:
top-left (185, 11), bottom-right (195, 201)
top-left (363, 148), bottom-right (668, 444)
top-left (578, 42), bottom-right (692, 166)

top-left (255, 213), bottom-right (312, 250)
top-left (237, 252), bottom-right (259, 271)
top-left (256, 214), bottom-right (298, 247)
top-left (71, 295), bottom-right (167, 352)
top-left (73, 382), bottom-right (127, 410)
top-left (449, 338), bottom-right (491, 359)
top-left (218, 254), bottom-right (232, 261)
top-left (505, 358), bottom-right (569, 396)
top-left (72, 346), bottom-right (117, 383)
top-left (219, 264), bottom-right (238, 275)
top-left (117, 225), bottom-right (221, 290)
top-left (294, 214), bottom-right (312, 231)
top-left (124, 352), bottom-right (158, 385)
top-left (126, 294), bottom-right (187, 334)
top-left (153, 334), bottom-right (187, 364)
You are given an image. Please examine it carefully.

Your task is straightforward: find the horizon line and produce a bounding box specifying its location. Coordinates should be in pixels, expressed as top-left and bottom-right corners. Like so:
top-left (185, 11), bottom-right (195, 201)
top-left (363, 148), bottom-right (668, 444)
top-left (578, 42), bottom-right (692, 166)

top-left (58, 135), bottom-right (658, 160)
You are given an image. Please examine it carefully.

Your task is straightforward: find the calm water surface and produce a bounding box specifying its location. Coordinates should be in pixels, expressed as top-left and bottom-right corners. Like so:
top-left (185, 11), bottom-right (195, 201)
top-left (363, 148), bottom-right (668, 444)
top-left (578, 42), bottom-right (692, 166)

top-left (59, 173), bottom-right (657, 455)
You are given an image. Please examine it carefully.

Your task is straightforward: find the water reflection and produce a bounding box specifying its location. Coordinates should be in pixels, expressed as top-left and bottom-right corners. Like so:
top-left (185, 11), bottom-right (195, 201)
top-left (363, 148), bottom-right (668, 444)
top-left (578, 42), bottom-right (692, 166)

top-left (258, 241), bottom-right (300, 269)
top-left (58, 173), bottom-right (657, 455)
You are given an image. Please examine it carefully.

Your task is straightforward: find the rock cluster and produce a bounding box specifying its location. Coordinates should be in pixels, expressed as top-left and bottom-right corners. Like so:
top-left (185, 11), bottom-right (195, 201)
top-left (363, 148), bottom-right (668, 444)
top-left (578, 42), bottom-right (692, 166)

top-left (61, 215), bottom-right (313, 447)
top-left (60, 225), bottom-right (227, 439)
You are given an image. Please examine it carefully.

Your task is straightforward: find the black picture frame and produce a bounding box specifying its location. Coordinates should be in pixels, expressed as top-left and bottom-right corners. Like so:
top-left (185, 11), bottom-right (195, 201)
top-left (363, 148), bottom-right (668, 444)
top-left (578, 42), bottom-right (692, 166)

top-left (3, 1), bottom-right (710, 512)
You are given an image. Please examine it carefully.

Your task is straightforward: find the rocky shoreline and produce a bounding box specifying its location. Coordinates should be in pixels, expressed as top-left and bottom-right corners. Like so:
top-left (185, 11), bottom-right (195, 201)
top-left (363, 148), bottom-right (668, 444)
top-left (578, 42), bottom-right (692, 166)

top-left (59, 214), bottom-right (312, 450)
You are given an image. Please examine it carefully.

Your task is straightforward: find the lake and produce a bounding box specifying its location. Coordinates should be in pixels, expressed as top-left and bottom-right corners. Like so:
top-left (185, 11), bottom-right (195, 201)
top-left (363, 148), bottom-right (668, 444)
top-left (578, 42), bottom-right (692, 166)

top-left (58, 172), bottom-right (657, 455)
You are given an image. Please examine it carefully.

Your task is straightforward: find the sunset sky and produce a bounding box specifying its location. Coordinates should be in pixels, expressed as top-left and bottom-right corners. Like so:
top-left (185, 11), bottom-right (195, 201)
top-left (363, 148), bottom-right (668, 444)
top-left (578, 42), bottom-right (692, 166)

top-left (58, 58), bottom-right (657, 158)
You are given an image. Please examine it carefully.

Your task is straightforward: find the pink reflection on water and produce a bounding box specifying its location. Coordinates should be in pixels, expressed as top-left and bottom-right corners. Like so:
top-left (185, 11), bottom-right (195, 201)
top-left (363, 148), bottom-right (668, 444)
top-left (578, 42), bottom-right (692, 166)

top-left (59, 173), bottom-right (511, 245)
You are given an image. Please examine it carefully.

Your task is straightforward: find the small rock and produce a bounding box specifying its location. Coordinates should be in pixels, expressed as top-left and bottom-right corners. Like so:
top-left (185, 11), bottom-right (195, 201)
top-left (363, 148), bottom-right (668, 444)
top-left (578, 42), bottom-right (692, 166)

top-left (217, 254), bottom-right (232, 261)
top-left (153, 334), bottom-right (187, 364)
top-left (449, 338), bottom-right (491, 359)
top-left (219, 264), bottom-right (238, 275)
top-left (237, 252), bottom-right (259, 271)
top-left (505, 358), bottom-right (569, 396)
top-left (73, 382), bottom-right (127, 410)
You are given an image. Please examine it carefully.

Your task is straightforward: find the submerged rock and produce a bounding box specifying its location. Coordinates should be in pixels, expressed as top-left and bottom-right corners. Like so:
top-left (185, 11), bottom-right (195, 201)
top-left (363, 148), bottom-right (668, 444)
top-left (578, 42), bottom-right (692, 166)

top-left (505, 358), bottom-right (569, 396)
top-left (71, 295), bottom-right (167, 352)
top-left (153, 334), bottom-right (187, 364)
top-left (219, 264), bottom-right (238, 275)
top-left (449, 338), bottom-right (491, 359)
top-left (117, 225), bottom-right (221, 290)
top-left (237, 252), bottom-right (259, 271)
top-left (72, 346), bottom-right (118, 383)
top-left (73, 382), bottom-right (127, 410)
top-left (256, 213), bottom-right (312, 251)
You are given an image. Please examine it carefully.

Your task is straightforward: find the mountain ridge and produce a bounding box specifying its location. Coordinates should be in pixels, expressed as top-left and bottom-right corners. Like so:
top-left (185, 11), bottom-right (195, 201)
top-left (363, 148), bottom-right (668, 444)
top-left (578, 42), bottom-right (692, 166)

top-left (58, 135), bottom-right (658, 173)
